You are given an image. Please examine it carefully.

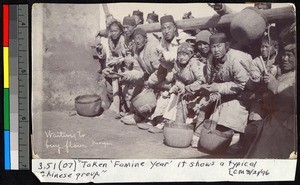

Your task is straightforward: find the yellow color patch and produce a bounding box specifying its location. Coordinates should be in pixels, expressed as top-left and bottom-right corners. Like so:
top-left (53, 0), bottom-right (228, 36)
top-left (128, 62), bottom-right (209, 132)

top-left (3, 47), bottom-right (9, 88)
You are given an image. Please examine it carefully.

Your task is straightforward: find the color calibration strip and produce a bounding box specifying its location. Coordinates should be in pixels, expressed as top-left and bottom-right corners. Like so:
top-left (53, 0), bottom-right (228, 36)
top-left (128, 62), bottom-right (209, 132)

top-left (3, 4), bottom-right (11, 170)
top-left (3, 4), bottom-right (30, 170)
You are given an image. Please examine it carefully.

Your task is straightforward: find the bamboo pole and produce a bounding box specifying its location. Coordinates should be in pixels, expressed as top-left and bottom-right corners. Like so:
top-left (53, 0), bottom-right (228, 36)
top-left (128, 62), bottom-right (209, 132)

top-left (97, 6), bottom-right (295, 37)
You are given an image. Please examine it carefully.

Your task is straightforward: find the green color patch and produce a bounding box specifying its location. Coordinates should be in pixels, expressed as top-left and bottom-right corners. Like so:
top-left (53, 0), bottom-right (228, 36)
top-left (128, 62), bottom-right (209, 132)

top-left (4, 88), bottom-right (10, 130)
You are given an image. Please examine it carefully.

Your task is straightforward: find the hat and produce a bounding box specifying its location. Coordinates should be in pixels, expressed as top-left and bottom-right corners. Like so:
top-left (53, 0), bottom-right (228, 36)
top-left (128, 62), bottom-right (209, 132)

top-left (133, 28), bottom-right (147, 38)
top-left (160, 15), bottom-right (175, 25)
top-left (177, 42), bottom-right (194, 57)
top-left (123, 16), bottom-right (136, 27)
top-left (195, 30), bottom-right (212, 44)
top-left (147, 11), bottom-right (159, 23)
top-left (210, 33), bottom-right (228, 45)
top-left (133, 10), bottom-right (144, 18)
top-left (283, 44), bottom-right (296, 56)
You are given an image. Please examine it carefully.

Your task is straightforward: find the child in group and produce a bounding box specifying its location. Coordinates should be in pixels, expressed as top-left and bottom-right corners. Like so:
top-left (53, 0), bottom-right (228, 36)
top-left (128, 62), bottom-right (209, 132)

top-left (248, 34), bottom-right (280, 122)
top-left (169, 42), bottom-right (206, 127)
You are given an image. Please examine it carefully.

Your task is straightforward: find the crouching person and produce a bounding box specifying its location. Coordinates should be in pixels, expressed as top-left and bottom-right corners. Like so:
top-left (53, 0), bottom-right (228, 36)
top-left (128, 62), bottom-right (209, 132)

top-left (136, 15), bottom-right (179, 133)
top-left (169, 42), bottom-right (206, 124)
top-left (195, 33), bottom-right (250, 152)
top-left (120, 28), bottom-right (160, 125)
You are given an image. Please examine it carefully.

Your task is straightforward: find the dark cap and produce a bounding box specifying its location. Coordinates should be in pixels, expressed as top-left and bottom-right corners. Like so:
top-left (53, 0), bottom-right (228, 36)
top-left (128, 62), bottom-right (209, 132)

top-left (133, 10), bottom-right (144, 19)
top-left (195, 30), bottom-right (212, 44)
top-left (133, 28), bottom-right (147, 38)
top-left (147, 11), bottom-right (159, 23)
top-left (160, 15), bottom-right (175, 25)
top-left (209, 33), bottom-right (228, 45)
top-left (123, 16), bottom-right (136, 27)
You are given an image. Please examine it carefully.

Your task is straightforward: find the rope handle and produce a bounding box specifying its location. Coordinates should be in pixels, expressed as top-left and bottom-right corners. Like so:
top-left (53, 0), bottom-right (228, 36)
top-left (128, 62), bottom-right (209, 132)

top-left (209, 96), bottom-right (222, 132)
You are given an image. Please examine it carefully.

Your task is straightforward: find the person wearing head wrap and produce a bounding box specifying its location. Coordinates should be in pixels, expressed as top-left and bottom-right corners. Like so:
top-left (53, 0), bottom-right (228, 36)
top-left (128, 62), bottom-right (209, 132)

top-left (244, 43), bottom-right (296, 158)
top-left (120, 28), bottom-right (161, 125)
top-left (197, 33), bottom-right (250, 150)
top-left (195, 30), bottom-right (213, 64)
top-left (146, 11), bottom-right (159, 24)
top-left (172, 42), bottom-right (207, 118)
top-left (132, 10), bottom-right (144, 25)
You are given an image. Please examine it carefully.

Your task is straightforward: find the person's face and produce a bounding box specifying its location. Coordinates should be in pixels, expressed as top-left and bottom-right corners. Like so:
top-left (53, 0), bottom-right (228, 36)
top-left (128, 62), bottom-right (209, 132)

top-left (281, 51), bottom-right (295, 72)
top-left (197, 41), bottom-right (210, 54)
top-left (161, 22), bottom-right (176, 42)
top-left (177, 52), bottom-right (190, 65)
top-left (211, 42), bottom-right (228, 59)
top-left (123, 25), bottom-right (135, 38)
top-left (147, 19), bottom-right (155, 24)
top-left (134, 34), bottom-right (147, 51)
top-left (109, 24), bottom-right (122, 40)
top-left (261, 41), bottom-right (276, 60)
top-left (133, 15), bottom-right (141, 25)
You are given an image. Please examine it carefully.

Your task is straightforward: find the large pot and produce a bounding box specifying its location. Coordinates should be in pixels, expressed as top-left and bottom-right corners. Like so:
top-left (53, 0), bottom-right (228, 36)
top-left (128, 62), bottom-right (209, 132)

top-left (163, 122), bottom-right (194, 148)
top-left (75, 94), bottom-right (102, 117)
top-left (230, 7), bottom-right (267, 44)
top-left (132, 88), bottom-right (157, 118)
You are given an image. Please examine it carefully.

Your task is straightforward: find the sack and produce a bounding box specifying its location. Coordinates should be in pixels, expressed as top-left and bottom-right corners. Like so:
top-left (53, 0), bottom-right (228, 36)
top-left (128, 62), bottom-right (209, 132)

top-left (197, 98), bottom-right (234, 154)
top-left (198, 120), bottom-right (234, 154)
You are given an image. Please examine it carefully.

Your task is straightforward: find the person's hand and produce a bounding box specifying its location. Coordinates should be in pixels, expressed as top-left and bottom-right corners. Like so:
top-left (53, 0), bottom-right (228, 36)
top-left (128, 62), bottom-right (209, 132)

top-left (102, 68), bottom-right (113, 77)
top-left (202, 83), bottom-right (219, 93)
top-left (268, 65), bottom-right (278, 76)
top-left (177, 86), bottom-right (186, 95)
top-left (120, 72), bottom-right (130, 82)
top-left (250, 72), bottom-right (261, 82)
top-left (124, 55), bottom-right (135, 68)
top-left (185, 86), bottom-right (194, 95)
top-left (169, 85), bottom-right (179, 94)
top-left (209, 92), bottom-right (221, 102)
top-left (263, 73), bottom-right (276, 84)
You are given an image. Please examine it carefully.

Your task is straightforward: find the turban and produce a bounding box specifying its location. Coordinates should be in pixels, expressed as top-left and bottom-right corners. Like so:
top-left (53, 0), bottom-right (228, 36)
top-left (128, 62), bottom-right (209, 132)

top-left (177, 42), bottom-right (194, 58)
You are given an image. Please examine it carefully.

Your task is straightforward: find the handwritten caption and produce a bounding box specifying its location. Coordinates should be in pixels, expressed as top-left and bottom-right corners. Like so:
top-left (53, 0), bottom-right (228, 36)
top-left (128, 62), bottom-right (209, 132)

top-left (31, 159), bottom-right (286, 183)
top-left (44, 130), bottom-right (112, 154)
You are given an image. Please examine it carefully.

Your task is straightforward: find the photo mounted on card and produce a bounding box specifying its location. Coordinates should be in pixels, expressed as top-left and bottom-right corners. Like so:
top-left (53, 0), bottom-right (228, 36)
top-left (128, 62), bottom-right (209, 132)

top-left (31, 2), bottom-right (297, 183)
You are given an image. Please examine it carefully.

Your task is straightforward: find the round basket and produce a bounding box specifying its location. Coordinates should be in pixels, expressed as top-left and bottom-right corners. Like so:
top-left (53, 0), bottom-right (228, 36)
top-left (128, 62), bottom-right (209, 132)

top-left (132, 89), bottom-right (157, 118)
top-left (198, 120), bottom-right (234, 154)
top-left (75, 94), bottom-right (102, 117)
top-left (163, 122), bottom-right (194, 148)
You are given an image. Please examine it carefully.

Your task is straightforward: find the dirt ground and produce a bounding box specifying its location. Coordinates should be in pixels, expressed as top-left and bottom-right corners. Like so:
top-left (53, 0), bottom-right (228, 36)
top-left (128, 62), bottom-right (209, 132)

top-left (32, 110), bottom-right (240, 159)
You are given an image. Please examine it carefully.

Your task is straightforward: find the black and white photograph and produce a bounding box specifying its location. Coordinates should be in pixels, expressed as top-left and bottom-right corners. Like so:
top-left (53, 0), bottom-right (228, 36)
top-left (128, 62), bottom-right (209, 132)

top-left (31, 2), bottom-right (296, 163)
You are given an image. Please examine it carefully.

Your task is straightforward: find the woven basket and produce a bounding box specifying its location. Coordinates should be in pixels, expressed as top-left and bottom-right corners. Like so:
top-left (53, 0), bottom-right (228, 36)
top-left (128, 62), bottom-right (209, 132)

top-left (75, 94), bottom-right (102, 117)
top-left (132, 88), bottom-right (157, 118)
top-left (198, 119), bottom-right (234, 154)
top-left (164, 122), bottom-right (194, 148)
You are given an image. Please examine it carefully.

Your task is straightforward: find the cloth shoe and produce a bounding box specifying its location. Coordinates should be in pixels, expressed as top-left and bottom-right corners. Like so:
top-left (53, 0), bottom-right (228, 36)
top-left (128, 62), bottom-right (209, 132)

top-left (121, 114), bottom-right (144, 125)
top-left (148, 123), bottom-right (164, 133)
top-left (137, 121), bottom-right (155, 130)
